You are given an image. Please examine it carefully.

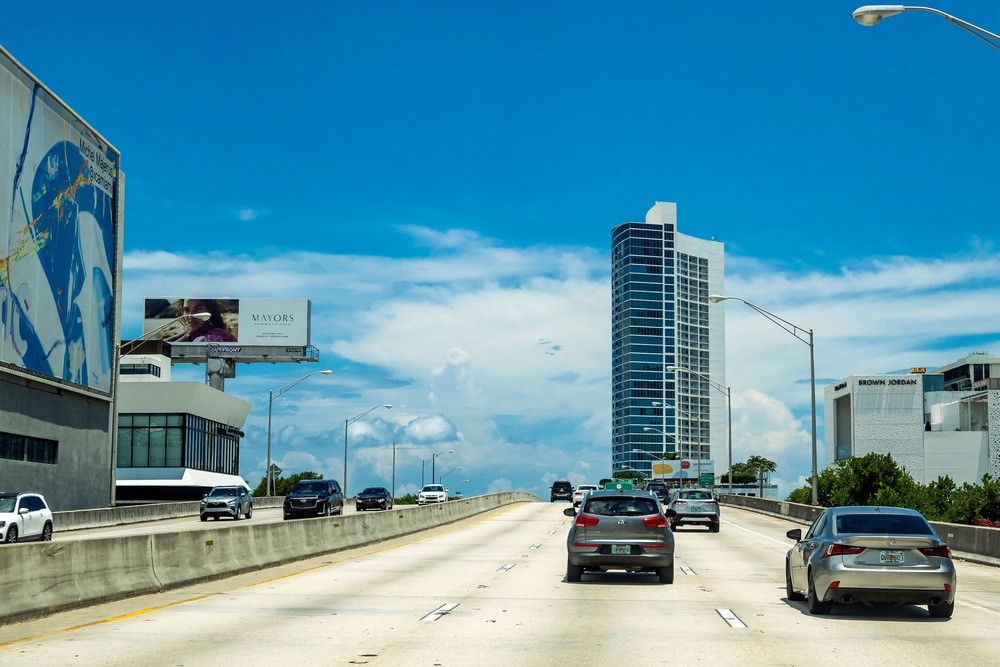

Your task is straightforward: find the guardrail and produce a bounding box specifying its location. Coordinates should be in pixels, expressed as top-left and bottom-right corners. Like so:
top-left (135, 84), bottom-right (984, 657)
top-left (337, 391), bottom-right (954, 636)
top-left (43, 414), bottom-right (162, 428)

top-left (2, 492), bottom-right (536, 625)
top-left (716, 494), bottom-right (1000, 567)
top-left (53, 497), bottom-right (286, 532)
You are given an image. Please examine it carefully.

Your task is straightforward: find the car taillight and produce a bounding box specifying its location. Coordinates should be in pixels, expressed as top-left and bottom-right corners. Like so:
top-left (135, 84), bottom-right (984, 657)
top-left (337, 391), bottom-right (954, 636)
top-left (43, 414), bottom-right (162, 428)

top-left (575, 514), bottom-right (599, 527)
top-left (643, 515), bottom-right (667, 528)
top-left (822, 544), bottom-right (866, 559)
top-left (919, 546), bottom-right (951, 559)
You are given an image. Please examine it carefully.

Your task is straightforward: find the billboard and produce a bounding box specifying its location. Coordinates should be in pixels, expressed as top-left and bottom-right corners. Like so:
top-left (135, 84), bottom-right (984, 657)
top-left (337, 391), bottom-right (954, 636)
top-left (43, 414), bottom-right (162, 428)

top-left (651, 459), bottom-right (715, 480)
top-left (142, 298), bottom-right (311, 346)
top-left (0, 47), bottom-right (121, 395)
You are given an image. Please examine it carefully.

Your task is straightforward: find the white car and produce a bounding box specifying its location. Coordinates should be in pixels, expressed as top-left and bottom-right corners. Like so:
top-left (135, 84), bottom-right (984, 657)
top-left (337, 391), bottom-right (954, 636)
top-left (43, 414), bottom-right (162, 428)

top-left (418, 484), bottom-right (448, 505)
top-left (0, 492), bottom-right (54, 543)
top-left (572, 484), bottom-right (600, 507)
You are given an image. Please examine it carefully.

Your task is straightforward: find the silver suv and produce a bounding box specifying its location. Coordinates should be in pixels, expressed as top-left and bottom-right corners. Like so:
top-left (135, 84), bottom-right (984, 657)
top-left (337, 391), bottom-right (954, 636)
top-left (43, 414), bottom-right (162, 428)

top-left (0, 492), bottom-right (54, 543)
top-left (564, 490), bottom-right (677, 584)
top-left (667, 488), bottom-right (720, 532)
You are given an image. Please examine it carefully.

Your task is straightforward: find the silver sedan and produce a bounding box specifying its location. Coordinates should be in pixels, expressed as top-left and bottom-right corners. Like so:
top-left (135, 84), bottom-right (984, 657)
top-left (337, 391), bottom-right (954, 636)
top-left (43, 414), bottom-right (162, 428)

top-left (785, 506), bottom-right (956, 617)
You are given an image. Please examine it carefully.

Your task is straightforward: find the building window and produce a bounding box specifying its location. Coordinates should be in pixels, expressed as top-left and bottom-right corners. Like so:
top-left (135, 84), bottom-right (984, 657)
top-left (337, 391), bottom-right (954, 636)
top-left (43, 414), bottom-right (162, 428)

top-left (0, 431), bottom-right (58, 464)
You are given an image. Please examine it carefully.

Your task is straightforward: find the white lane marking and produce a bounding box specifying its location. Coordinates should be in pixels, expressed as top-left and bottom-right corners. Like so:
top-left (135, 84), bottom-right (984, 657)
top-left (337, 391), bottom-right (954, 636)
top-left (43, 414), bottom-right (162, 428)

top-left (420, 603), bottom-right (459, 622)
top-left (721, 519), bottom-right (791, 546)
top-left (716, 608), bottom-right (747, 628)
top-left (680, 566), bottom-right (696, 576)
top-left (530, 544), bottom-right (540, 549)
top-left (497, 563), bottom-right (516, 572)
top-left (956, 599), bottom-right (1000, 618)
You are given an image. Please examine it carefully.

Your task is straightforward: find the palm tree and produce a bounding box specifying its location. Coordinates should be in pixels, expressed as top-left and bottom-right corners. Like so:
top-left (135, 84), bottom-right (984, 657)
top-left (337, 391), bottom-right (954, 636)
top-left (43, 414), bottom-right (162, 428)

top-left (745, 455), bottom-right (778, 497)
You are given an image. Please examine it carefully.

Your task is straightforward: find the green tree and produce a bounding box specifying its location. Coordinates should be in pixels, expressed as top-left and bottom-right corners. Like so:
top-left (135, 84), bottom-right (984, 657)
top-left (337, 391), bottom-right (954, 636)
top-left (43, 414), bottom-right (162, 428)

top-left (251, 470), bottom-right (322, 497)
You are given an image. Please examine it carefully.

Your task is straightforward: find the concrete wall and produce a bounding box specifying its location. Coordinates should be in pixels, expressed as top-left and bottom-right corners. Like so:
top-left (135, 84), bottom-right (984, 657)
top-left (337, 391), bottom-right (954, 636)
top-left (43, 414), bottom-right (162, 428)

top-left (923, 432), bottom-right (990, 485)
top-left (0, 492), bottom-right (536, 625)
top-left (0, 371), bottom-right (113, 510)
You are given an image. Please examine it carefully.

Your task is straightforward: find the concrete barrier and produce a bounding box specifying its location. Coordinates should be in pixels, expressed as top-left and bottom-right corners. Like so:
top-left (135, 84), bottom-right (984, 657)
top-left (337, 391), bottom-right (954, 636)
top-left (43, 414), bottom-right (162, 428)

top-left (1, 492), bottom-right (536, 625)
top-left (717, 494), bottom-right (1000, 566)
top-left (53, 496), bottom-right (285, 532)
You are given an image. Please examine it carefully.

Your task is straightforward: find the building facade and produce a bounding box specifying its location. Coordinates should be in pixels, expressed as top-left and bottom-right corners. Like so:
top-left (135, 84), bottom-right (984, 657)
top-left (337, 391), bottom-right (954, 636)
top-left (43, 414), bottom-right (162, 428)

top-left (611, 202), bottom-right (726, 481)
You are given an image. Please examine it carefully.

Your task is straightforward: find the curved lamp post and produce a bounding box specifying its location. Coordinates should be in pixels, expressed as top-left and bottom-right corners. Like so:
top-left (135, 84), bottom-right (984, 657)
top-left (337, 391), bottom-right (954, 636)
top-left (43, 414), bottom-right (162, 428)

top-left (266, 370), bottom-right (334, 495)
top-left (344, 404), bottom-right (393, 498)
top-left (709, 294), bottom-right (818, 505)
top-left (666, 366), bottom-right (733, 496)
top-left (852, 5), bottom-right (1000, 50)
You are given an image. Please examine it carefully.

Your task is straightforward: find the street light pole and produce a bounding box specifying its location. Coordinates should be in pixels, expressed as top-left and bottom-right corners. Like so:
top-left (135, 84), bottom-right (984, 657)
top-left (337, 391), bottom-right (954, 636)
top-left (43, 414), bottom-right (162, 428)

top-left (852, 5), bottom-right (1000, 50)
top-left (709, 294), bottom-right (818, 505)
top-left (344, 404), bottom-right (393, 499)
top-left (266, 370), bottom-right (334, 496)
top-left (665, 366), bottom-right (733, 496)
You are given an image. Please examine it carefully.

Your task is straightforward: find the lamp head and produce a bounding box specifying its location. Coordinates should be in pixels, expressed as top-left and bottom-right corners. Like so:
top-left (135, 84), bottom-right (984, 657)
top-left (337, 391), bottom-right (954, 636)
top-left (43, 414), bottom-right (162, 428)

top-left (852, 5), bottom-right (905, 26)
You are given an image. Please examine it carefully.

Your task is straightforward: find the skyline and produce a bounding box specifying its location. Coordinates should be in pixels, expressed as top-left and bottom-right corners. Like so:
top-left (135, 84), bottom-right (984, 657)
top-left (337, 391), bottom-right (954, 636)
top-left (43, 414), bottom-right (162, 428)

top-left (3, 2), bottom-right (999, 497)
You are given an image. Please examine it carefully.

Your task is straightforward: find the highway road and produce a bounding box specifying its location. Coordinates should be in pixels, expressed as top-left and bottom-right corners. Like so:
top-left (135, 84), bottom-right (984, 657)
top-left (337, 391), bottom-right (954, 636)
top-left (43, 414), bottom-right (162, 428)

top-left (3, 503), bottom-right (1000, 666)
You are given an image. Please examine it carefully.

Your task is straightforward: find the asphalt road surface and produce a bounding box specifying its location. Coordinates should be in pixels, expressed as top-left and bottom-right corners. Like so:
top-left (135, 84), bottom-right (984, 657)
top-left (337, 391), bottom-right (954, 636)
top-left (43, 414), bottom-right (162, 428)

top-left (3, 504), bottom-right (1000, 666)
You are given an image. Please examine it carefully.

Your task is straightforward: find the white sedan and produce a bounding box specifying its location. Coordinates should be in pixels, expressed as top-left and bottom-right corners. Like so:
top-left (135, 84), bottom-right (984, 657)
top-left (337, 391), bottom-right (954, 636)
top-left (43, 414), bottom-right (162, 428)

top-left (417, 484), bottom-right (448, 504)
top-left (572, 484), bottom-right (600, 507)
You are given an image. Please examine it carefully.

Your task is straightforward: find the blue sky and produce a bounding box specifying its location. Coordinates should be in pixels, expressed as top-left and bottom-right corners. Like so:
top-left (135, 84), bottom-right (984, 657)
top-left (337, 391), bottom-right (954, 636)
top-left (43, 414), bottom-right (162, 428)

top-left (5, 2), bottom-right (1000, 496)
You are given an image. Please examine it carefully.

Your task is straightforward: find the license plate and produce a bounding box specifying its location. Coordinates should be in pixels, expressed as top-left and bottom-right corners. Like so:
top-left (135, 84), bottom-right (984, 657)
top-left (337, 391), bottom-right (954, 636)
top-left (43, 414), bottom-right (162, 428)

top-left (879, 550), bottom-right (904, 564)
top-left (611, 545), bottom-right (631, 555)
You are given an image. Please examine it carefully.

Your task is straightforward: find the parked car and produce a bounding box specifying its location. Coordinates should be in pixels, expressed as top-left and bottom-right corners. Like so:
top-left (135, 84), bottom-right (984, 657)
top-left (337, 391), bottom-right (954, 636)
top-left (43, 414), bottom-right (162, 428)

top-left (356, 487), bottom-right (394, 511)
top-left (200, 485), bottom-right (253, 521)
top-left (564, 490), bottom-right (677, 584)
top-left (785, 506), bottom-right (956, 617)
top-left (573, 484), bottom-right (600, 507)
top-left (418, 484), bottom-right (448, 505)
top-left (550, 480), bottom-right (574, 502)
top-left (283, 479), bottom-right (344, 520)
top-left (0, 492), bottom-right (54, 543)
top-left (667, 488), bottom-right (720, 532)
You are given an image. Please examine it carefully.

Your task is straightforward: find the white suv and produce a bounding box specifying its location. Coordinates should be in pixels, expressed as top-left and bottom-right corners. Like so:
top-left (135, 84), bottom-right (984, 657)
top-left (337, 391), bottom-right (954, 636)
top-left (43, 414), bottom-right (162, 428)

top-left (0, 492), bottom-right (54, 543)
top-left (417, 484), bottom-right (448, 505)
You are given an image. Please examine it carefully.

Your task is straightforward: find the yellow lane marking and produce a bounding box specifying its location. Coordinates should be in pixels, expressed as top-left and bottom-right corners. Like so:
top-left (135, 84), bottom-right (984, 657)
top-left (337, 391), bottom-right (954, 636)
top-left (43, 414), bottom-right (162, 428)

top-left (0, 503), bottom-right (527, 651)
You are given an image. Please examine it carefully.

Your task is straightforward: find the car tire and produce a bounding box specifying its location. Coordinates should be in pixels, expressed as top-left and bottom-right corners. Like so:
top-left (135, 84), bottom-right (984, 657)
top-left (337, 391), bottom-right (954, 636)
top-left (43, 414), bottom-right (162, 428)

top-left (657, 562), bottom-right (674, 584)
top-left (41, 522), bottom-right (53, 541)
top-left (200, 514), bottom-right (208, 522)
top-left (786, 561), bottom-right (805, 601)
top-left (807, 571), bottom-right (832, 615)
top-left (928, 601), bottom-right (954, 618)
top-left (566, 560), bottom-right (583, 583)
top-left (5, 525), bottom-right (17, 543)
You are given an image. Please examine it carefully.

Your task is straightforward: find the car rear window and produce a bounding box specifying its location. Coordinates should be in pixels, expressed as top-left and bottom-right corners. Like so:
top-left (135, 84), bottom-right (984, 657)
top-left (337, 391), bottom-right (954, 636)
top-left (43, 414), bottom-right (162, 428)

top-left (679, 491), bottom-right (713, 500)
top-left (583, 497), bottom-right (660, 516)
top-left (834, 513), bottom-right (935, 536)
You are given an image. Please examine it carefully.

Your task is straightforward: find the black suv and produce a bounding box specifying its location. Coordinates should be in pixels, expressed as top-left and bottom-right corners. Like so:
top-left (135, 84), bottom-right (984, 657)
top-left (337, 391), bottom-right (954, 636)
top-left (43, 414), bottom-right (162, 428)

top-left (550, 480), bottom-right (574, 502)
top-left (283, 479), bottom-right (344, 520)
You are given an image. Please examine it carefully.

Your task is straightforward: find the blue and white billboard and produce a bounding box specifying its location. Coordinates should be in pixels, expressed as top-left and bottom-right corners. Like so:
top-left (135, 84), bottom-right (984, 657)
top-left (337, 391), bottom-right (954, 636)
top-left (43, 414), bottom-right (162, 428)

top-left (0, 46), bottom-right (120, 395)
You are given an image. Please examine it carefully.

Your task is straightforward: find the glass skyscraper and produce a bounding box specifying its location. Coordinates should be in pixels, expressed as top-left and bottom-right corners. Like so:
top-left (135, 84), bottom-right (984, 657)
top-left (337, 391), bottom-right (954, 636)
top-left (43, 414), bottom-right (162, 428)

top-left (611, 202), bottom-right (726, 481)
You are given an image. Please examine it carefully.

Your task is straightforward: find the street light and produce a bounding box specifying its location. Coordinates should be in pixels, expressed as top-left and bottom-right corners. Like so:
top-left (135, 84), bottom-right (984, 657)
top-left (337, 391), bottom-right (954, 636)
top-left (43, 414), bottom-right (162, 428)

top-left (431, 449), bottom-right (453, 486)
top-left (852, 5), bottom-right (1000, 50)
top-left (344, 404), bottom-right (393, 498)
top-left (666, 366), bottom-right (733, 497)
top-left (709, 294), bottom-right (818, 505)
top-left (439, 467), bottom-right (462, 485)
top-left (266, 370), bottom-right (334, 496)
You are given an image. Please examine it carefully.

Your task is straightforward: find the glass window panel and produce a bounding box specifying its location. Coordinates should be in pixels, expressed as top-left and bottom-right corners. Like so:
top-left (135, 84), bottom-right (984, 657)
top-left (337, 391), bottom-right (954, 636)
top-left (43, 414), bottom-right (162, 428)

top-left (133, 414), bottom-right (149, 427)
top-left (117, 429), bottom-right (132, 466)
top-left (148, 427), bottom-right (166, 466)
top-left (150, 415), bottom-right (167, 427)
top-left (132, 429), bottom-right (149, 467)
top-left (166, 428), bottom-right (183, 467)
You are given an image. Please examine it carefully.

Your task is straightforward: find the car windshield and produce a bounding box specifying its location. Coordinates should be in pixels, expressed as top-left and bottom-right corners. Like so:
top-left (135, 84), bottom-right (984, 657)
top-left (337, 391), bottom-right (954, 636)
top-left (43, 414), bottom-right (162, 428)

top-left (679, 491), bottom-right (712, 500)
top-left (209, 487), bottom-right (240, 497)
top-left (361, 488), bottom-right (383, 494)
top-left (423, 485), bottom-right (445, 492)
top-left (0, 497), bottom-right (15, 513)
top-left (835, 513), bottom-right (935, 536)
top-left (583, 497), bottom-right (660, 517)
top-left (292, 482), bottom-right (327, 494)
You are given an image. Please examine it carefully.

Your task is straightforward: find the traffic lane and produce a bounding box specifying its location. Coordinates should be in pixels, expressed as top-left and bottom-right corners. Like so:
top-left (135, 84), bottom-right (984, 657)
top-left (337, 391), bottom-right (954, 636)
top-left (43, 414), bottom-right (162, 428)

top-left (52, 503), bottom-right (363, 541)
top-left (3, 503), bottom-right (999, 666)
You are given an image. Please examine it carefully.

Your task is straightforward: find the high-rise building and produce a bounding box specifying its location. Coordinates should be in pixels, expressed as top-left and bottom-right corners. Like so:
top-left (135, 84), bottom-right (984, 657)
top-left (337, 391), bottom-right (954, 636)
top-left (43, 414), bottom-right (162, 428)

top-left (611, 202), bottom-right (726, 482)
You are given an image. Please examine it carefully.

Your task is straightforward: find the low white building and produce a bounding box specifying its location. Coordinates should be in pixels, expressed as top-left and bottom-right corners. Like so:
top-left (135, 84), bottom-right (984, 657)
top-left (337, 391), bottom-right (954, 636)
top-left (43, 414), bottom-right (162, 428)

top-left (825, 362), bottom-right (1000, 486)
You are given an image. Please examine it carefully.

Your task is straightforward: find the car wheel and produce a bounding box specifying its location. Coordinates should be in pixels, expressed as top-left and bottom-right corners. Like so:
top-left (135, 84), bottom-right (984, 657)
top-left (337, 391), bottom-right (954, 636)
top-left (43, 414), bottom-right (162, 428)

top-left (657, 562), bottom-right (674, 585)
top-left (5, 525), bottom-right (17, 543)
top-left (786, 561), bottom-right (805, 601)
top-left (566, 560), bottom-right (583, 583)
top-left (929, 601), bottom-right (954, 618)
top-left (200, 514), bottom-right (208, 522)
top-left (807, 571), bottom-right (832, 615)
top-left (41, 522), bottom-right (53, 541)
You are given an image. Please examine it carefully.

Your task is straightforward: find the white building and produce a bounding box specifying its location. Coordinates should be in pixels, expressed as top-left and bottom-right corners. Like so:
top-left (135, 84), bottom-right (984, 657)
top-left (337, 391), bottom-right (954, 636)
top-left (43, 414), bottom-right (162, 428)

top-left (824, 362), bottom-right (1000, 486)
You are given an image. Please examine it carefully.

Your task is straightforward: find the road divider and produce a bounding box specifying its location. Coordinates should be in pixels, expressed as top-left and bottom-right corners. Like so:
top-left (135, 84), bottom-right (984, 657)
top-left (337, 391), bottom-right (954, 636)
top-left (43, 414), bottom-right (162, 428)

top-left (1, 492), bottom-right (536, 626)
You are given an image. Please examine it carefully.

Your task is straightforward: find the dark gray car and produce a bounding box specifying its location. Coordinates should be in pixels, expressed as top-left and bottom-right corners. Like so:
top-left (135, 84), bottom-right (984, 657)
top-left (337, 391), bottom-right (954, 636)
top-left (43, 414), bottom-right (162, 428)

top-left (200, 485), bottom-right (253, 521)
top-left (564, 490), bottom-right (677, 584)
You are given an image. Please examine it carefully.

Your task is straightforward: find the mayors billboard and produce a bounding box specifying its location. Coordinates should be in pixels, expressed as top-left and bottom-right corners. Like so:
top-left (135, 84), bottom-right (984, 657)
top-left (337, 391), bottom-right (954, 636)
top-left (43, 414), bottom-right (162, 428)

top-left (0, 46), bottom-right (121, 395)
top-left (142, 298), bottom-right (311, 346)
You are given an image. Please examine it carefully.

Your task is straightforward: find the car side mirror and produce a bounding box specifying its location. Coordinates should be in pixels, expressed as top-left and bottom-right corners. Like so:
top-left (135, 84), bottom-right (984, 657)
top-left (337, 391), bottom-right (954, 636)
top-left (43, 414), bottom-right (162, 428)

top-left (664, 509), bottom-right (677, 519)
top-left (19, 507), bottom-right (29, 515)
top-left (562, 507), bottom-right (576, 517)
top-left (786, 528), bottom-right (802, 541)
